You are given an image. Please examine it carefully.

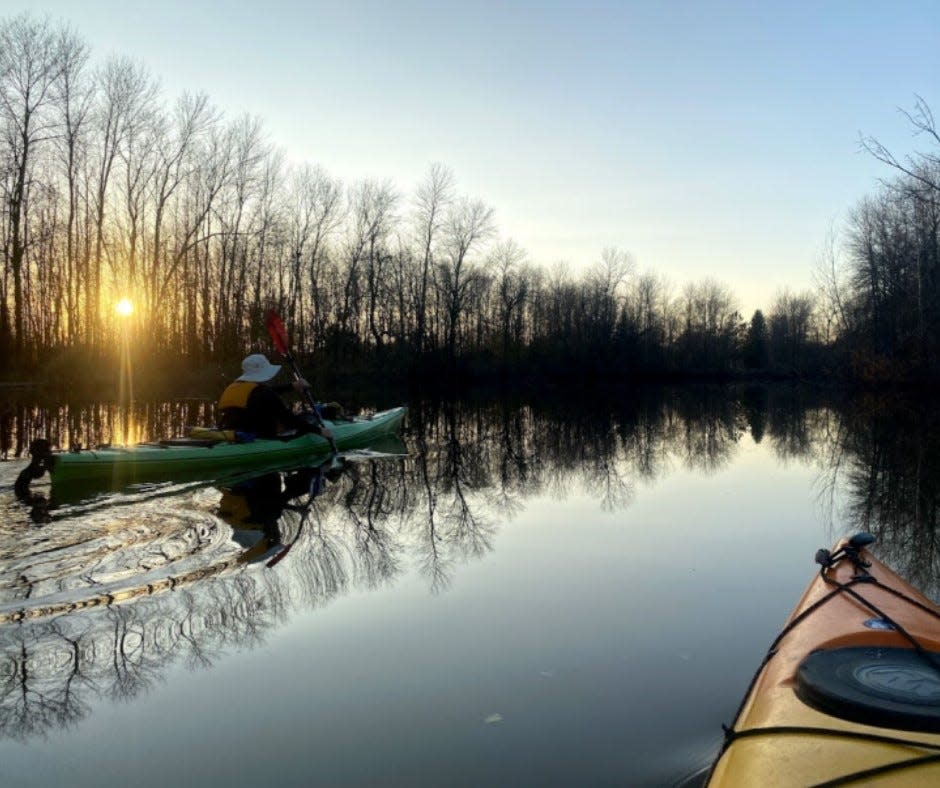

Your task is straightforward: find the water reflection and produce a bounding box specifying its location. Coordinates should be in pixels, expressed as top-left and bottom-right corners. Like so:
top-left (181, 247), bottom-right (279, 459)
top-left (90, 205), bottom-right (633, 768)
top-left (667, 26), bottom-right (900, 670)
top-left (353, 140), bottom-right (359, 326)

top-left (1, 397), bottom-right (217, 459)
top-left (816, 394), bottom-right (940, 595)
top-left (0, 387), bottom-right (939, 746)
top-left (219, 457), bottom-right (343, 566)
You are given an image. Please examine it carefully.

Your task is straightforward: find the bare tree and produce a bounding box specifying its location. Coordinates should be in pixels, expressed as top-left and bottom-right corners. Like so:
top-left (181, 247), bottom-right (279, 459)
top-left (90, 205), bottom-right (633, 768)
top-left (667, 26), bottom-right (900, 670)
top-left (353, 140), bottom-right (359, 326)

top-left (51, 24), bottom-right (91, 346)
top-left (340, 179), bottom-right (397, 342)
top-left (412, 162), bottom-right (453, 355)
top-left (0, 14), bottom-right (65, 356)
top-left (631, 271), bottom-right (669, 363)
top-left (769, 288), bottom-right (817, 369)
top-left (813, 224), bottom-right (852, 341)
top-left (285, 163), bottom-right (343, 348)
top-left (144, 92), bottom-right (217, 320)
top-left (439, 196), bottom-right (494, 358)
top-left (490, 238), bottom-right (529, 359)
top-left (678, 278), bottom-right (739, 368)
top-left (860, 96), bottom-right (940, 197)
top-left (212, 114), bottom-right (263, 354)
top-left (87, 55), bottom-right (155, 346)
top-left (583, 246), bottom-right (634, 346)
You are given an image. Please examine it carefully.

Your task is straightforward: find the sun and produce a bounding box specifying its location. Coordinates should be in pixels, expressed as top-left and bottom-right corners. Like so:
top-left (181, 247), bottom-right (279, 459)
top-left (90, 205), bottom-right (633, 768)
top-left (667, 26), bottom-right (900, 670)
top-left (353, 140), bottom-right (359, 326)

top-left (115, 298), bottom-right (134, 316)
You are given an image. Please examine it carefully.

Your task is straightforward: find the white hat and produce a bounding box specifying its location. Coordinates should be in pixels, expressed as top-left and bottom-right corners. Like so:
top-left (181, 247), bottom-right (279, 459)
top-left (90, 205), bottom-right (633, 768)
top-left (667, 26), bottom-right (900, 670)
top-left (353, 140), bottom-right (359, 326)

top-left (237, 354), bottom-right (281, 382)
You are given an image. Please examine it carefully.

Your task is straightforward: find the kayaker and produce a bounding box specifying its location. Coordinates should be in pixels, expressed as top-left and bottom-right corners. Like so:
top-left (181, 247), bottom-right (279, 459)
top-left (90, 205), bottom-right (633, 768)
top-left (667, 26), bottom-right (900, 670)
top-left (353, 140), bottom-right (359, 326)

top-left (218, 354), bottom-right (334, 441)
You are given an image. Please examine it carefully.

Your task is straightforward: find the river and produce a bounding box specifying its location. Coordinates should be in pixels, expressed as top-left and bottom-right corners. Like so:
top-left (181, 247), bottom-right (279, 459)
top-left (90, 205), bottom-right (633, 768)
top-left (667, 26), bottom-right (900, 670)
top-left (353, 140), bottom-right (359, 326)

top-left (0, 385), bottom-right (937, 787)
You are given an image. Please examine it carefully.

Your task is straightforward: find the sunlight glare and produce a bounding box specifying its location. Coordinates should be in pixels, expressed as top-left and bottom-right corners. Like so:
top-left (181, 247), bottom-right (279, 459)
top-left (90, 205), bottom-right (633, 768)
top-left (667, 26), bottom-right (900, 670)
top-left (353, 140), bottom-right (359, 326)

top-left (116, 298), bottom-right (133, 317)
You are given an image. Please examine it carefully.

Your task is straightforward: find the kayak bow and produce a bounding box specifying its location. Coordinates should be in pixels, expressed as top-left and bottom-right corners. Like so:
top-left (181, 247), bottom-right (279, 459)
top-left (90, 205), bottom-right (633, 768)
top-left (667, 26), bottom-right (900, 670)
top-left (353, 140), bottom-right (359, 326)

top-left (708, 533), bottom-right (940, 787)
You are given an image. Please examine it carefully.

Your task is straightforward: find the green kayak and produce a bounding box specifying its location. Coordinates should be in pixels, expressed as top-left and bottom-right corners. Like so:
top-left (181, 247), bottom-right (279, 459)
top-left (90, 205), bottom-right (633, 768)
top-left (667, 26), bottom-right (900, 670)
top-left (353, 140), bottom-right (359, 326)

top-left (47, 406), bottom-right (407, 488)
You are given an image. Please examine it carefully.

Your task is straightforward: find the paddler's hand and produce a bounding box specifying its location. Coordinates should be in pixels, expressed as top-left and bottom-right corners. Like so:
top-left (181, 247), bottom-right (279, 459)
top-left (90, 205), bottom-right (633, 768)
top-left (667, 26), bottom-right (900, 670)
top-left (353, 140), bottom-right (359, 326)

top-left (292, 378), bottom-right (311, 392)
top-left (318, 425), bottom-right (334, 440)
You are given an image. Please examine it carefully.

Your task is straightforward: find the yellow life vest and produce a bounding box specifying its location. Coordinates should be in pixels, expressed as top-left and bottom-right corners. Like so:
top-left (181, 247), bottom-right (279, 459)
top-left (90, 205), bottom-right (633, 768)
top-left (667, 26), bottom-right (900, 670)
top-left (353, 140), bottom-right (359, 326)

top-left (218, 381), bottom-right (257, 411)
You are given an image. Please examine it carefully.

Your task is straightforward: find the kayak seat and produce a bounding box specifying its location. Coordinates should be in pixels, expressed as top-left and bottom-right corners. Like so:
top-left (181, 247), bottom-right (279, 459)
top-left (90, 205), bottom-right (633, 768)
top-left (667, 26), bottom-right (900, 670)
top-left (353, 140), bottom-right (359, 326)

top-left (796, 646), bottom-right (940, 732)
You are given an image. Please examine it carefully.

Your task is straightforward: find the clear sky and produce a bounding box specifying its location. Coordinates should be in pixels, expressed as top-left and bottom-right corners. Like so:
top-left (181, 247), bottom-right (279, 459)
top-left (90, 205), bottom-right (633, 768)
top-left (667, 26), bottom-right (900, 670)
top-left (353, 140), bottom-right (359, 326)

top-left (3, 0), bottom-right (939, 315)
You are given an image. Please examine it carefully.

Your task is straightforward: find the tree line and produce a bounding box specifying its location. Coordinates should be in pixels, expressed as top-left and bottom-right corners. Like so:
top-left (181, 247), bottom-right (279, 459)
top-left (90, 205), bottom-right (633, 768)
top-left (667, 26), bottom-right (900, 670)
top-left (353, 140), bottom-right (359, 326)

top-left (1, 15), bottom-right (937, 386)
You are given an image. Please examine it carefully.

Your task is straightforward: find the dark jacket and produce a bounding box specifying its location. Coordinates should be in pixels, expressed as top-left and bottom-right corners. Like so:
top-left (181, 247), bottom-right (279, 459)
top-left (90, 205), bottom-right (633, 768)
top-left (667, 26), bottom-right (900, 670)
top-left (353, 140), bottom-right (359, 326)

top-left (217, 381), bottom-right (312, 438)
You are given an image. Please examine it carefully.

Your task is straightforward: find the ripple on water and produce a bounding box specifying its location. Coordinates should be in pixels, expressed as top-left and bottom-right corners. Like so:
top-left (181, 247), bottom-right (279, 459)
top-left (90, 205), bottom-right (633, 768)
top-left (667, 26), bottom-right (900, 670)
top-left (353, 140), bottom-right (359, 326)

top-left (0, 481), bottom-right (246, 623)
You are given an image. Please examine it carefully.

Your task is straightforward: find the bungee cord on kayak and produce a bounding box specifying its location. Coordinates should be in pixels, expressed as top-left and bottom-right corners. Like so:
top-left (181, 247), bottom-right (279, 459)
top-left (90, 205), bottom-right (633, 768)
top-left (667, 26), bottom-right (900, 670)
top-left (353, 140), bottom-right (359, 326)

top-left (814, 536), bottom-right (940, 676)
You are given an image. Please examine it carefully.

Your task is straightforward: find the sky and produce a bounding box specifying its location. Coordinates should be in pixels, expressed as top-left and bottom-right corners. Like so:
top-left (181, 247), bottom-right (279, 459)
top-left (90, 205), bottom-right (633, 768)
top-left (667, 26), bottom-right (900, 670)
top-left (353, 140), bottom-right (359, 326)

top-left (2, 0), bottom-right (939, 315)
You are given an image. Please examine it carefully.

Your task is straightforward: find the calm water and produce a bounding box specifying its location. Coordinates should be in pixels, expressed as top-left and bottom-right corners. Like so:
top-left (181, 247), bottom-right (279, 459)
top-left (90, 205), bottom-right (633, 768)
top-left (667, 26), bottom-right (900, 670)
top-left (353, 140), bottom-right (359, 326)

top-left (0, 386), bottom-right (937, 787)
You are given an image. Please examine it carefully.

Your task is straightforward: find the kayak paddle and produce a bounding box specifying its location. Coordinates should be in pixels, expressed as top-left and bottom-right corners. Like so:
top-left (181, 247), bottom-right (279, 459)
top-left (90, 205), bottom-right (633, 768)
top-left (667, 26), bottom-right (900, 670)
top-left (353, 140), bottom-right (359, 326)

top-left (265, 308), bottom-right (337, 454)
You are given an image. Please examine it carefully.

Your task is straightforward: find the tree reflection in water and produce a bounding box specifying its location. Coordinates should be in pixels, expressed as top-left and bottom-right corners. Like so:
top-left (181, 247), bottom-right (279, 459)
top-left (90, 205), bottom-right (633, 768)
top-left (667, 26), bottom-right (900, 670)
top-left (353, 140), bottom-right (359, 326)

top-left (1, 387), bottom-right (939, 740)
top-left (816, 394), bottom-right (940, 596)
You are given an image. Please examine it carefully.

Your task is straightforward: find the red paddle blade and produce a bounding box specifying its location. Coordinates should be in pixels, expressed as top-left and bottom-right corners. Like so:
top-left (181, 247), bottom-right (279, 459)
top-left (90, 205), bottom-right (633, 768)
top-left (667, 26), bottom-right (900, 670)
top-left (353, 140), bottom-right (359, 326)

top-left (265, 309), bottom-right (289, 355)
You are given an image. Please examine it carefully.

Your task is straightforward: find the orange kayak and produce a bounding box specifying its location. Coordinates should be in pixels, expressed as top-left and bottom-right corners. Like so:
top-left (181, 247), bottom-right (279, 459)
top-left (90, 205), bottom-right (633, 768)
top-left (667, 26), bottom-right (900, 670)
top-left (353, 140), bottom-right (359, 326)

top-left (708, 533), bottom-right (940, 787)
